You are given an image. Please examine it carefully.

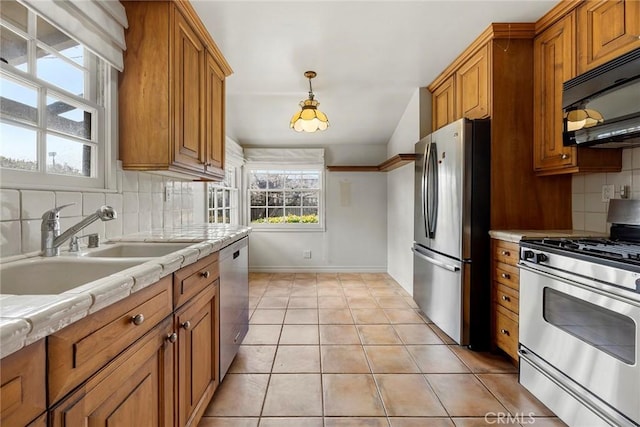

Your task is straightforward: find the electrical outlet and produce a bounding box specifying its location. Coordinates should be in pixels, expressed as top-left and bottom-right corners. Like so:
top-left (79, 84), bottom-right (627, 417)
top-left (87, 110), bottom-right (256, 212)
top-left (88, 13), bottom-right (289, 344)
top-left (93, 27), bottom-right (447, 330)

top-left (164, 187), bottom-right (172, 202)
top-left (601, 184), bottom-right (614, 202)
top-left (303, 250), bottom-right (312, 259)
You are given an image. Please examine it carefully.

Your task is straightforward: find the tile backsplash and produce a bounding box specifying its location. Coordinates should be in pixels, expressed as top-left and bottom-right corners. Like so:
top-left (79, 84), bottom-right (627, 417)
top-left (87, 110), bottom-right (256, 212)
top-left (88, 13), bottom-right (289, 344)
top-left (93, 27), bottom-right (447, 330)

top-left (0, 167), bottom-right (202, 257)
top-left (572, 147), bottom-right (640, 233)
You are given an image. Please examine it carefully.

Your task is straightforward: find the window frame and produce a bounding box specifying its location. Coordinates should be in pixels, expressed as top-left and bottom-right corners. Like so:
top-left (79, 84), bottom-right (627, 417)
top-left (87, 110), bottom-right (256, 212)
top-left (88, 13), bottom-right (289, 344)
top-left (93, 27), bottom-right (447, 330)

top-left (0, 1), bottom-right (115, 191)
top-left (245, 163), bottom-right (325, 232)
top-left (207, 166), bottom-right (239, 225)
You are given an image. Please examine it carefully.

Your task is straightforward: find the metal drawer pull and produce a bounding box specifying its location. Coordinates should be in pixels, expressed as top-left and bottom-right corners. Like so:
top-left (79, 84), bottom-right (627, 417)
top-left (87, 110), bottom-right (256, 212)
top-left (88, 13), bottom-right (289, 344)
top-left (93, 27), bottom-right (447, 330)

top-left (560, 153), bottom-right (569, 160)
top-left (201, 270), bottom-right (210, 279)
top-left (500, 329), bottom-right (510, 336)
top-left (233, 332), bottom-right (241, 343)
top-left (166, 332), bottom-right (178, 343)
top-left (501, 273), bottom-right (510, 279)
top-left (501, 295), bottom-right (510, 302)
top-left (131, 314), bottom-right (145, 326)
top-left (181, 321), bottom-right (191, 330)
top-left (501, 250), bottom-right (510, 256)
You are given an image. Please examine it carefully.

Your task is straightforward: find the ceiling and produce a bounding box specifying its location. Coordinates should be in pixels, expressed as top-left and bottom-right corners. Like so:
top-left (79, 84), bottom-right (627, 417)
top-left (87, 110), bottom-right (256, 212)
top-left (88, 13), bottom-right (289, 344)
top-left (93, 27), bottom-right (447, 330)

top-left (192, 1), bottom-right (556, 148)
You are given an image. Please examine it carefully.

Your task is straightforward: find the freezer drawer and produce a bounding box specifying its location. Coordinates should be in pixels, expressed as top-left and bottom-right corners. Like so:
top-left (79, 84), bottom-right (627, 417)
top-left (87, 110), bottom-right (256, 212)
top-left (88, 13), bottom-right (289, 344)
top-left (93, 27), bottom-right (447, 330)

top-left (412, 245), bottom-right (463, 344)
top-left (219, 237), bottom-right (249, 380)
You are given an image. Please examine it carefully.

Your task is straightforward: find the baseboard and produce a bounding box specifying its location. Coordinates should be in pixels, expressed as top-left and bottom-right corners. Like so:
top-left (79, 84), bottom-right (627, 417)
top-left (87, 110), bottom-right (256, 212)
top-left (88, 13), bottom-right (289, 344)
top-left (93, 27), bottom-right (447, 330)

top-left (249, 265), bottom-right (388, 273)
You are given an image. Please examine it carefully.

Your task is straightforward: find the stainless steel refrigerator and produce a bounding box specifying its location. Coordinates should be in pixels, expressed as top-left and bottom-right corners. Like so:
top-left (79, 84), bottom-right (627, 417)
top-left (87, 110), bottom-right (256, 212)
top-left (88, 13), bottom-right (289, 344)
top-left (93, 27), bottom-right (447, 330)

top-left (413, 118), bottom-right (490, 349)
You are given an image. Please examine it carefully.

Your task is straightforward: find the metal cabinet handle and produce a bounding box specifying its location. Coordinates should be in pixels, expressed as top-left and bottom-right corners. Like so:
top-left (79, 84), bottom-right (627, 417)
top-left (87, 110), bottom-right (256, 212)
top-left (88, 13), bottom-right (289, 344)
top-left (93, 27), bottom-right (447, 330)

top-left (501, 250), bottom-right (510, 256)
top-left (501, 273), bottom-right (510, 279)
top-left (560, 153), bottom-right (569, 160)
top-left (500, 329), bottom-right (510, 336)
top-left (501, 295), bottom-right (510, 302)
top-left (201, 271), bottom-right (210, 279)
top-left (166, 332), bottom-right (178, 343)
top-left (181, 321), bottom-right (191, 330)
top-left (131, 314), bottom-right (145, 326)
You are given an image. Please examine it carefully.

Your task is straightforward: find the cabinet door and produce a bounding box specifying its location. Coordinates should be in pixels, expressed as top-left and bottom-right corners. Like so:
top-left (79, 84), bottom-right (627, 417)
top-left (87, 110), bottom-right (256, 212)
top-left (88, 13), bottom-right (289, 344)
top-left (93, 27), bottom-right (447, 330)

top-left (204, 52), bottom-right (225, 178)
top-left (0, 340), bottom-right (46, 427)
top-left (173, 6), bottom-right (205, 172)
top-left (50, 318), bottom-right (174, 427)
top-left (577, 0), bottom-right (640, 73)
top-left (456, 45), bottom-right (490, 120)
top-left (533, 13), bottom-right (577, 172)
top-left (431, 76), bottom-right (455, 130)
top-left (177, 283), bottom-right (219, 427)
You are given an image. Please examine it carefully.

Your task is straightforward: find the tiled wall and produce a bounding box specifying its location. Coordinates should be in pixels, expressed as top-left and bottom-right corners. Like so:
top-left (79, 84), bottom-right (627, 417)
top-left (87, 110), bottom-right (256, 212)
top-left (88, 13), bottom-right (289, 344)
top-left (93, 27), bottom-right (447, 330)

top-left (572, 147), bottom-right (640, 233)
top-left (0, 167), bottom-right (200, 257)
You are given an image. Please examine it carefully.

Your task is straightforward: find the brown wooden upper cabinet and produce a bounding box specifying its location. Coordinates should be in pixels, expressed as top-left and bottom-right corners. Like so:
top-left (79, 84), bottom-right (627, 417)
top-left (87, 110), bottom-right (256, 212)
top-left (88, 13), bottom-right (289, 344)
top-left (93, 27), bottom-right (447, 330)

top-left (532, 0), bottom-right (631, 175)
top-left (119, 1), bottom-right (232, 180)
top-left (432, 76), bottom-right (456, 131)
top-left (577, 0), bottom-right (640, 73)
top-left (455, 45), bottom-right (490, 120)
top-left (429, 45), bottom-right (489, 130)
top-left (533, 12), bottom-right (578, 173)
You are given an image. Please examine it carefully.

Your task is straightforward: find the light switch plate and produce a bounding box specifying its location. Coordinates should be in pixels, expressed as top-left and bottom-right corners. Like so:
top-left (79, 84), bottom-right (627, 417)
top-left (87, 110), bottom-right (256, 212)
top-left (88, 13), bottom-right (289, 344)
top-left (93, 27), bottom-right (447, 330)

top-left (601, 184), bottom-right (615, 202)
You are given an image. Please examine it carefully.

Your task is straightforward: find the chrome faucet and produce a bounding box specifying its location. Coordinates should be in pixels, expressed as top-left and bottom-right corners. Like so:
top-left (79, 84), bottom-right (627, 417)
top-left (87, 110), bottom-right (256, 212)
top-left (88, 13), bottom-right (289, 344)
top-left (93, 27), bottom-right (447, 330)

top-left (41, 204), bottom-right (117, 257)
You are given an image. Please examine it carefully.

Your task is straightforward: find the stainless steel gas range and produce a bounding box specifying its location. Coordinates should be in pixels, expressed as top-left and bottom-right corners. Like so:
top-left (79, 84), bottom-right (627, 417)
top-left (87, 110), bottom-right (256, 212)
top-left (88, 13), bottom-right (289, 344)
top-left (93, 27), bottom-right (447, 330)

top-left (518, 200), bottom-right (640, 427)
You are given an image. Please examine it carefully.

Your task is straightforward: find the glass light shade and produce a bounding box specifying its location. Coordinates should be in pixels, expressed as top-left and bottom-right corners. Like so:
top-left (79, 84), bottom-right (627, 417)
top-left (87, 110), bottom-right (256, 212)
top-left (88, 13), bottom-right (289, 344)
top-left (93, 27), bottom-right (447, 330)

top-left (565, 109), bottom-right (604, 132)
top-left (290, 98), bottom-right (329, 133)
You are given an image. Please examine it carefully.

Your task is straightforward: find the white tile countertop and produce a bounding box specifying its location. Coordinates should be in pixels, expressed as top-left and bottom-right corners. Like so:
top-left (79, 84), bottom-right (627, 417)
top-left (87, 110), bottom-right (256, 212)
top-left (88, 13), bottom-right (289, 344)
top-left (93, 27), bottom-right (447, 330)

top-left (0, 224), bottom-right (250, 359)
top-left (489, 229), bottom-right (608, 244)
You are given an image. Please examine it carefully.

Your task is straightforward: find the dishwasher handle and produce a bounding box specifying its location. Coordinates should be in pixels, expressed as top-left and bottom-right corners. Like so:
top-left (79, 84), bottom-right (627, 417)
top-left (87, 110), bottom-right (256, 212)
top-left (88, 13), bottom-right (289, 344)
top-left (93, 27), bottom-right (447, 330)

top-left (412, 247), bottom-right (460, 272)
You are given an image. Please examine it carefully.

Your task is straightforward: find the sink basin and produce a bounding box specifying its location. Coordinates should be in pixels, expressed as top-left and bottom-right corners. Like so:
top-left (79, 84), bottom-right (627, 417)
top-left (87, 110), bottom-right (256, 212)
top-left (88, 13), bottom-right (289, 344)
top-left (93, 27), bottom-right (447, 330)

top-left (78, 242), bottom-right (193, 258)
top-left (0, 258), bottom-right (143, 295)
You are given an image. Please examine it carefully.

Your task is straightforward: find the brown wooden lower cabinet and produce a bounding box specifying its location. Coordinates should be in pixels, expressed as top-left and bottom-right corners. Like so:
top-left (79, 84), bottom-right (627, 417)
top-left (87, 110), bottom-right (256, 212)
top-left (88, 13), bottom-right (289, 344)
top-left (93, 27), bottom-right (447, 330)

top-left (0, 340), bottom-right (46, 427)
top-left (491, 239), bottom-right (520, 364)
top-left (1, 253), bottom-right (222, 427)
top-left (176, 282), bottom-right (220, 427)
top-left (50, 317), bottom-right (174, 427)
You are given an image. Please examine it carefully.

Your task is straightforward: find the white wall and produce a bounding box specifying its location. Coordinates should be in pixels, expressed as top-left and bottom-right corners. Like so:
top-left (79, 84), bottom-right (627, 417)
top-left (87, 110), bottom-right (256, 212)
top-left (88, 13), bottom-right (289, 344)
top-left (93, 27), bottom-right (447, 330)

top-left (385, 88), bottom-right (431, 294)
top-left (0, 165), bottom-right (205, 257)
top-left (572, 147), bottom-right (640, 233)
top-left (248, 144), bottom-right (388, 272)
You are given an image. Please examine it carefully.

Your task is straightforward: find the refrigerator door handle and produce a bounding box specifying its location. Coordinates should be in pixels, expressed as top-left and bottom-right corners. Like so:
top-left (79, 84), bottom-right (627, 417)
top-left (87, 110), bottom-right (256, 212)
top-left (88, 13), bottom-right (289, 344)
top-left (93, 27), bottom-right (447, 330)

top-left (412, 247), bottom-right (460, 272)
top-left (426, 142), bottom-right (438, 238)
top-left (421, 141), bottom-right (429, 237)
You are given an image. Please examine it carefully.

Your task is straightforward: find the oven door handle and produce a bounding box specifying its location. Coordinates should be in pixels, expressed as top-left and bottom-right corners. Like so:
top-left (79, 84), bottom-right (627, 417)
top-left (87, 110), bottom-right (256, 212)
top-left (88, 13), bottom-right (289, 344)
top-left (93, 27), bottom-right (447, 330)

top-left (412, 248), bottom-right (460, 272)
top-left (519, 262), bottom-right (640, 307)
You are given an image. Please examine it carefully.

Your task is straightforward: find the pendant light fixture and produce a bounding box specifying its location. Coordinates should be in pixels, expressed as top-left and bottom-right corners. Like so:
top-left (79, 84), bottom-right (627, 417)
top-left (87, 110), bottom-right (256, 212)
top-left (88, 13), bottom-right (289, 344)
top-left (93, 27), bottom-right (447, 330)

top-left (290, 71), bottom-right (329, 132)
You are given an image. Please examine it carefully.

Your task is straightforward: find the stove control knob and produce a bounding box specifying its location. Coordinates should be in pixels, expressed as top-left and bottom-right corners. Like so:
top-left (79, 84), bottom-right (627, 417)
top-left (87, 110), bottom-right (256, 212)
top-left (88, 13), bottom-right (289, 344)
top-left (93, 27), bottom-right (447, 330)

top-left (534, 253), bottom-right (548, 263)
top-left (522, 250), bottom-right (535, 260)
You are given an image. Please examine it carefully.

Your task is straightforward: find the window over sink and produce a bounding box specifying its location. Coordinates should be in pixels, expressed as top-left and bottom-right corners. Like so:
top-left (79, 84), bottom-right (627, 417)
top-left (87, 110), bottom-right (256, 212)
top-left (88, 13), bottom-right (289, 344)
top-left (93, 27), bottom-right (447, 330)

top-left (0, 0), bottom-right (123, 190)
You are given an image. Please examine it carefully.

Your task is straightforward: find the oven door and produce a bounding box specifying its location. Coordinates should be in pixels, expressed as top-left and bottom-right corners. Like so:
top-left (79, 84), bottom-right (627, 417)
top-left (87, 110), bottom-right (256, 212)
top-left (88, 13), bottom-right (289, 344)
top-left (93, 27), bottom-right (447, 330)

top-left (520, 267), bottom-right (640, 424)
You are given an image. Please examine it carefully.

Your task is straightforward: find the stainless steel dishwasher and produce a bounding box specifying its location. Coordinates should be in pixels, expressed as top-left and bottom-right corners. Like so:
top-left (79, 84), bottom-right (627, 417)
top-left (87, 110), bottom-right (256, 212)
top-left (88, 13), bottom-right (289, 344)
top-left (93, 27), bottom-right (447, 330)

top-left (219, 236), bottom-right (249, 380)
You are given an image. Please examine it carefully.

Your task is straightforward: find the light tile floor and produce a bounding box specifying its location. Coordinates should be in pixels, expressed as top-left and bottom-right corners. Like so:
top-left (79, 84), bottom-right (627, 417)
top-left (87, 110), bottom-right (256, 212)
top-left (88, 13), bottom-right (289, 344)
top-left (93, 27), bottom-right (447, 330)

top-left (199, 273), bottom-right (566, 427)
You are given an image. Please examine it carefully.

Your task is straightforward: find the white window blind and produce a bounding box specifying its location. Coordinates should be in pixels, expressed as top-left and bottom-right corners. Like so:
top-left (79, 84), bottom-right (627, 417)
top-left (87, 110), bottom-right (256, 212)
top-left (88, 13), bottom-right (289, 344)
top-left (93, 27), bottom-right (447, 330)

top-left (20, 0), bottom-right (128, 71)
top-left (244, 148), bottom-right (324, 167)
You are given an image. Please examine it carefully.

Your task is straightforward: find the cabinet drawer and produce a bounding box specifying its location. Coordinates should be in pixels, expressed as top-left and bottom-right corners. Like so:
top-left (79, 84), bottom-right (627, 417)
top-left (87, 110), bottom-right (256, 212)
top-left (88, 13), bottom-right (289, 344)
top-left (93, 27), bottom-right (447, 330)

top-left (492, 240), bottom-right (519, 265)
top-left (493, 282), bottom-right (519, 314)
top-left (493, 262), bottom-right (519, 290)
top-left (495, 304), bottom-right (519, 360)
top-left (1, 340), bottom-right (46, 427)
top-left (174, 253), bottom-right (219, 308)
top-left (48, 276), bottom-right (173, 404)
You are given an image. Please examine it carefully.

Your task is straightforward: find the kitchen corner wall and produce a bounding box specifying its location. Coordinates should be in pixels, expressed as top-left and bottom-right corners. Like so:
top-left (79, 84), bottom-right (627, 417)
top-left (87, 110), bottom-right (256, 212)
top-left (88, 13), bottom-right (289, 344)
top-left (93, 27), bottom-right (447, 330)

top-left (572, 147), bottom-right (640, 233)
top-left (247, 144), bottom-right (388, 273)
top-left (385, 88), bottom-right (430, 295)
top-left (0, 166), bottom-right (207, 258)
